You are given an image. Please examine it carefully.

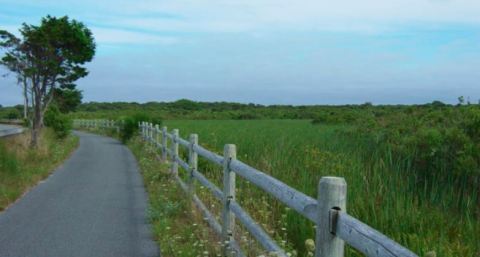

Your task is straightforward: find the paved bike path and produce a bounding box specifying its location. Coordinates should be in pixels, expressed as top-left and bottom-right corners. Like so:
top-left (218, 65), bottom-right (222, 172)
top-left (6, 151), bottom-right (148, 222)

top-left (0, 131), bottom-right (159, 257)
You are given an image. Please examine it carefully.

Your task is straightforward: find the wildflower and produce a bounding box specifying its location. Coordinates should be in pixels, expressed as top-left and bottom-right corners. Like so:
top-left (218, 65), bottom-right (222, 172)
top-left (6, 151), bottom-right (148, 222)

top-left (305, 239), bottom-right (315, 252)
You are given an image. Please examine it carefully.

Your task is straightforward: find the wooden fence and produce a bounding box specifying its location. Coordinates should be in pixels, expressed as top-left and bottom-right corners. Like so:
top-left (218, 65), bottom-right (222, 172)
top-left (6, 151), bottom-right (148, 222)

top-left (75, 119), bottom-right (419, 257)
top-left (73, 119), bottom-right (121, 133)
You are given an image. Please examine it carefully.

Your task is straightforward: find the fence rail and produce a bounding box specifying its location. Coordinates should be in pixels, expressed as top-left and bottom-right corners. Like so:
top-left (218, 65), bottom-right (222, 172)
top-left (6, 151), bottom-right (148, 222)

top-left (73, 119), bottom-right (122, 133)
top-left (75, 119), bottom-right (420, 257)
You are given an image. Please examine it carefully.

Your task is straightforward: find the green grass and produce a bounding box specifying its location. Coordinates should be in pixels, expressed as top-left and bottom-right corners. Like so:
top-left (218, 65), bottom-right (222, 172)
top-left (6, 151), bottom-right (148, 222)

top-left (128, 136), bottom-right (224, 257)
top-left (0, 128), bottom-right (79, 210)
top-left (161, 119), bottom-right (479, 257)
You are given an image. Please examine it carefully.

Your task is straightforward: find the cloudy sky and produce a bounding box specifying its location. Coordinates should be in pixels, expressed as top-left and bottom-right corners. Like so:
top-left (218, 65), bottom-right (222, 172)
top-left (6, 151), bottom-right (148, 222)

top-left (0, 0), bottom-right (479, 105)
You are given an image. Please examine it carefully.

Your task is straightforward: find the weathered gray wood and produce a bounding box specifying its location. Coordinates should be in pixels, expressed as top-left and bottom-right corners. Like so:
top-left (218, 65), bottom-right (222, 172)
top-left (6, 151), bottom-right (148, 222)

top-left (192, 170), bottom-right (223, 200)
top-left (155, 125), bottom-right (160, 147)
top-left (230, 201), bottom-right (287, 257)
top-left (335, 212), bottom-right (418, 257)
top-left (171, 129), bottom-right (179, 175)
top-left (188, 134), bottom-right (198, 196)
top-left (192, 144), bottom-right (223, 165)
top-left (175, 156), bottom-right (190, 171)
top-left (149, 123), bottom-right (153, 143)
top-left (177, 136), bottom-right (190, 148)
top-left (222, 144), bottom-right (236, 256)
top-left (229, 159), bottom-right (318, 222)
top-left (174, 175), bottom-right (245, 257)
top-left (161, 126), bottom-right (167, 161)
top-left (150, 123), bottom-right (155, 143)
top-left (315, 177), bottom-right (347, 257)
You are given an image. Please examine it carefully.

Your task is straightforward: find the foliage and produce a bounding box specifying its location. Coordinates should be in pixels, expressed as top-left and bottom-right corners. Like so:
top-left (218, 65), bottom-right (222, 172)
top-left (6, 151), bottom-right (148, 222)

top-left (128, 137), bottom-right (222, 256)
top-left (0, 15), bottom-right (95, 146)
top-left (120, 113), bottom-right (162, 143)
top-left (0, 129), bottom-right (78, 210)
top-left (44, 105), bottom-right (72, 139)
top-left (6, 109), bottom-right (20, 119)
top-left (54, 87), bottom-right (83, 113)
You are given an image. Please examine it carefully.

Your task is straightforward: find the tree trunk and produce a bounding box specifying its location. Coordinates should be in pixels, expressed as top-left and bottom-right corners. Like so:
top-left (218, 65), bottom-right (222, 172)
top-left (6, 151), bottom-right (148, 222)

top-left (23, 78), bottom-right (29, 120)
top-left (30, 93), bottom-right (42, 147)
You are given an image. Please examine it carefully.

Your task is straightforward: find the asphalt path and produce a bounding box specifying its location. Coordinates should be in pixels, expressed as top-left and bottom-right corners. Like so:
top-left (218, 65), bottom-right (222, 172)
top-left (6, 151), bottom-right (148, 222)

top-left (0, 124), bottom-right (23, 137)
top-left (0, 131), bottom-right (159, 257)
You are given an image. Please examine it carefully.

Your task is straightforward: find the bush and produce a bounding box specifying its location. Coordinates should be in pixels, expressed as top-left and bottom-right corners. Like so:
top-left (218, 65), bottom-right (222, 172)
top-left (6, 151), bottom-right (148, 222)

top-left (44, 105), bottom-right (72, 139)
top-left (7, 109), bottom-right (20, 120)
top-left (120, 112), bottom-right (162, 143)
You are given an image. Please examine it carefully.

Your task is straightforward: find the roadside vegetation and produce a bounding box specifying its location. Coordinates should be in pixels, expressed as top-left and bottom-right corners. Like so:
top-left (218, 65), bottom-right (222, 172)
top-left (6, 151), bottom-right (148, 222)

top-left (128, 136), bottom-right (223, 257)
top-left (0, 128), bottom-right (78, 211)
top-left (26, 99), bottom-right (480, 256)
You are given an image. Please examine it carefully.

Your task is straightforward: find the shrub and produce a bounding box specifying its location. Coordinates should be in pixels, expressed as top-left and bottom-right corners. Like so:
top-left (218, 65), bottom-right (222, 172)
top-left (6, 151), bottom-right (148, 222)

top-left (120, 112), bottom-right (162, 143)
top-left (44, 105), bottom-right (72, 139)
top-left (7, 109), bottom-right (20, 120)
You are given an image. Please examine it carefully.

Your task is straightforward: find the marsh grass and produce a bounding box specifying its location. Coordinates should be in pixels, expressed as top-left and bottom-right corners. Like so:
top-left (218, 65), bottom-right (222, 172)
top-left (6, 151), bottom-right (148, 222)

top-left (163, 119), bottom-right (479, 257)
top-left (0, 128), bottom-right (78, 211)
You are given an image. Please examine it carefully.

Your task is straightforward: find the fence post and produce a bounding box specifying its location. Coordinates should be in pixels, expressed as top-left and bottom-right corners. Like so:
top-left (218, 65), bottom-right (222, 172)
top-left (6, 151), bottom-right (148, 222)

top-left (222, 144), bottom-right (237, 256)
top-left (142, 122), bottom-right (146, 139)
top-left (162, 126), bottom-right (168, 161)
top-left (155, 124), bottom-right (160, 148)
top-left (144, 122), bottom-right (147, 140)
top-left (171, 129), bottom-right (179, 175)
top-left (150, 123), bottom-right (154, 143)
top-left (315, 177), bottom-right (347, 257)
top-left (188, 134), bottom-right (198, 197)
top-left (147, 123), bottom-right (151, 143)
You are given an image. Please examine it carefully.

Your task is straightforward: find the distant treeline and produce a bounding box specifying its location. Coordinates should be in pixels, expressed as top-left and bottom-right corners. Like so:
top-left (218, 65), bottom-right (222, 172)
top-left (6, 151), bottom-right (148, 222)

top-left (41, 98), bottom-right (462, 121)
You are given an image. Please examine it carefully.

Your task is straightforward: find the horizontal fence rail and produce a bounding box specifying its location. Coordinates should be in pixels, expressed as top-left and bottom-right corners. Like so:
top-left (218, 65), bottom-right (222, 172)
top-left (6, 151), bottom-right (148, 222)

top-left (74, 119), bottom-right (420, 257)
top-left (73, 119), bottom-right (122, 133)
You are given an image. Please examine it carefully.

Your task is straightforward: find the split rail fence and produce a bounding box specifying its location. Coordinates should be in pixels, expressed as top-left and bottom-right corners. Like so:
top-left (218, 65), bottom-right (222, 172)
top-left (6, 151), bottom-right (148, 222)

top-left (75, 119), bottom-right (419, 257)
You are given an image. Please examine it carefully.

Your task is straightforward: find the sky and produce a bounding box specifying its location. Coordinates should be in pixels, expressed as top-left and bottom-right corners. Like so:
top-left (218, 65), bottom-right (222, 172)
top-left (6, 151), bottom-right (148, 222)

top-left (0, 0), bottom-right (479, 106)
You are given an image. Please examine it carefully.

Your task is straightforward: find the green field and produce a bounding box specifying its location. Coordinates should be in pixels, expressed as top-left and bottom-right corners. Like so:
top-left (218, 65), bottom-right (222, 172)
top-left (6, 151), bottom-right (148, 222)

top-left (162, 119), bottom-right (478, 257)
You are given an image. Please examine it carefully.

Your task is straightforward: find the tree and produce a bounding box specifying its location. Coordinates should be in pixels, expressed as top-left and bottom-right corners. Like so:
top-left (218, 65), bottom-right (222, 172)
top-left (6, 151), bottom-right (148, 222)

top-left (0, 16), bottom-right (95, 146)
top-left (54, 87), bottom-right (83, 113)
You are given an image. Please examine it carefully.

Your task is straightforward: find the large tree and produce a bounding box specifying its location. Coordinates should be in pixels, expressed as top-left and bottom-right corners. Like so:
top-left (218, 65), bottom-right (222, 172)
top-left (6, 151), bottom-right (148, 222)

top-left (54, 86), bottom-right (83, 113)
top-left (0, 16), bottom-right (95, 146)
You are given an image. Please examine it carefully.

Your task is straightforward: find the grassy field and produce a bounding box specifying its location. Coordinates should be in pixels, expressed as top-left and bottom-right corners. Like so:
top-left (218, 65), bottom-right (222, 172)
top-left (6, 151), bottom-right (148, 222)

top-left (0, 129), bottom-right (78, 211)
top-left (159, 119), bottom-right (479, 257)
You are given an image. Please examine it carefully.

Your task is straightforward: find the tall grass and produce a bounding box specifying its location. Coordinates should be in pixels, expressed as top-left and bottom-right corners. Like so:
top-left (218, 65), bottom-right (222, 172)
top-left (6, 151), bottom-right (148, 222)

top-left (164, 119), bottom-right (479, 257)
top-left (0, 129), bottom-right (79, 210)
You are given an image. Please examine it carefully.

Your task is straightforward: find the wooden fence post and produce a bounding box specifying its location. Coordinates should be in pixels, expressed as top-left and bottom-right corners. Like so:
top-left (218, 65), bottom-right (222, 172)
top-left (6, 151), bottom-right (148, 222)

top-left (148, 123), bottom-right (152, 143)
top-left (188, 134), bottom-right (198, 197)
top-left (222, 144), bottom-right (237, 256)
top-left (315, 177), bottom-right (347, 257)
top-left (150, 123), bottom-right (154, 144)
top-left (171, 129), bottom-right (179, 175)
top-left (162, 126), bottom-right (168, 161)
top-left (155, 124), bottom-right (160, 148)
top-left (144, 122), bottom-right (148, 140)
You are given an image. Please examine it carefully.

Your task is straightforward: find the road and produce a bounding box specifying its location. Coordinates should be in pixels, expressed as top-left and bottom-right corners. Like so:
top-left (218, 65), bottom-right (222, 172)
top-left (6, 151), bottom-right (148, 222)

top-left (0, 131), bottom-right (159, 257)
top-left (0, 124), bottom-right (24, 137)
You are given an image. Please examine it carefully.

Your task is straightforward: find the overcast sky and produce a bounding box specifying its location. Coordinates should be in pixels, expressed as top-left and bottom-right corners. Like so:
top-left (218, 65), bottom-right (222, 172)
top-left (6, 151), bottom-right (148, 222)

top-left (0, 0), bottom-right (479, 106)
